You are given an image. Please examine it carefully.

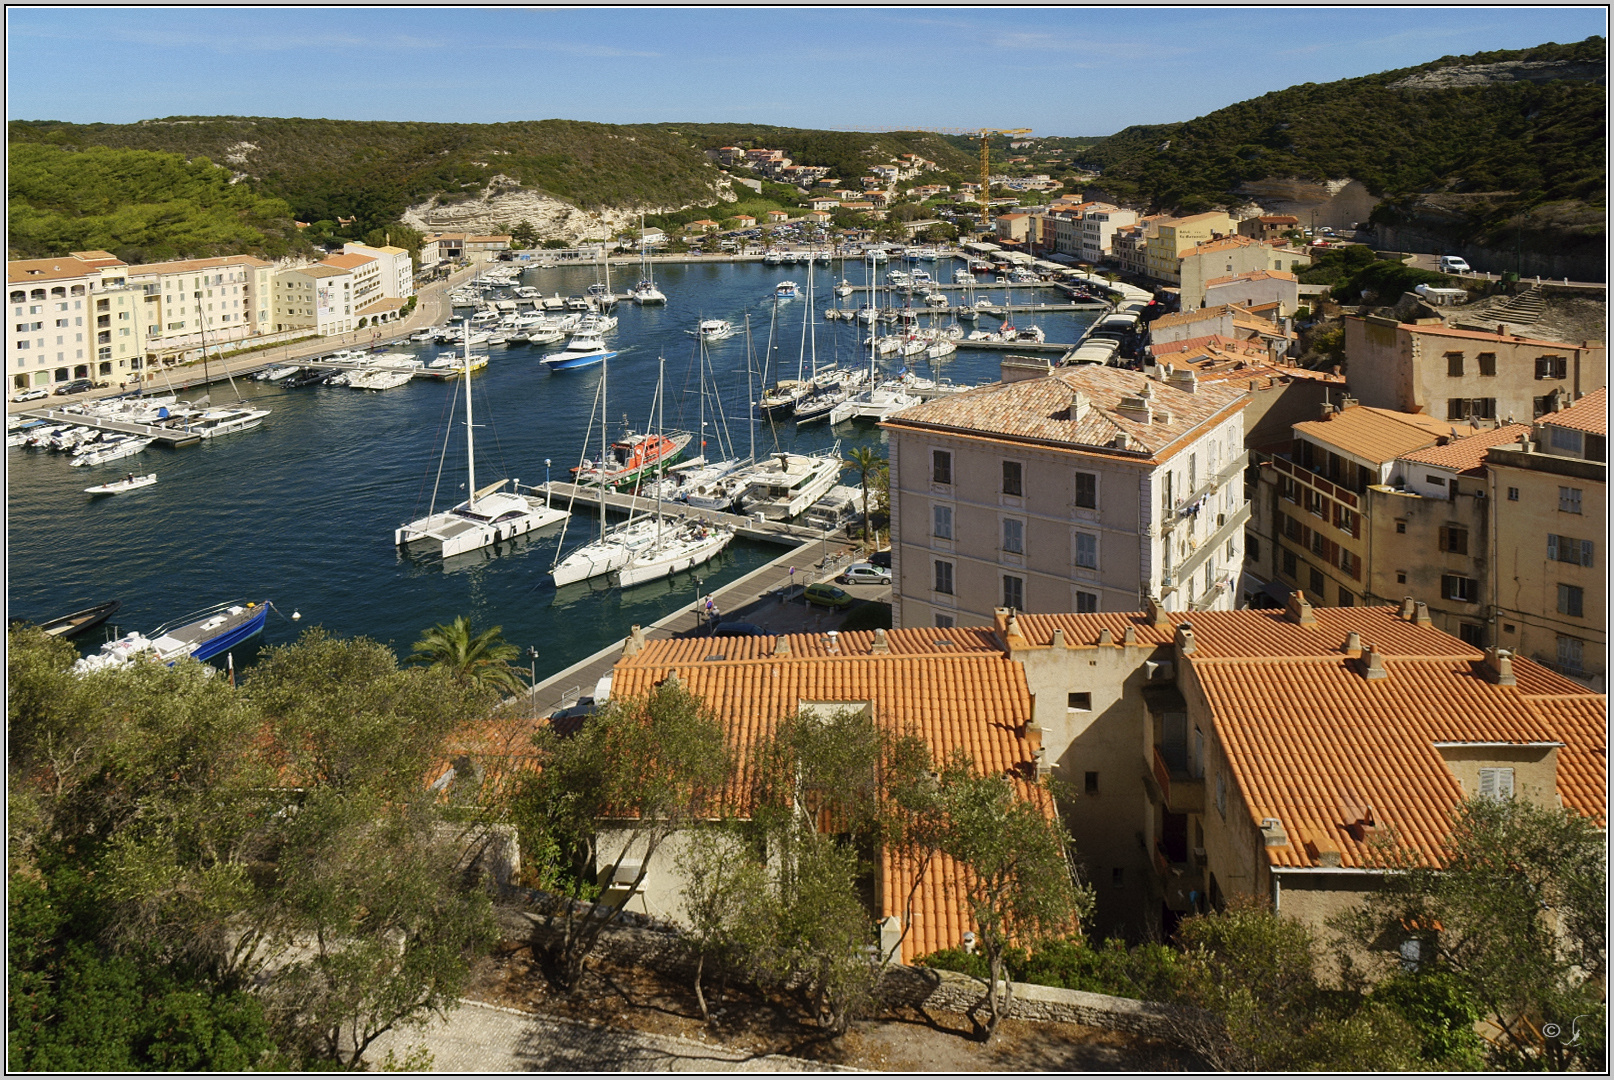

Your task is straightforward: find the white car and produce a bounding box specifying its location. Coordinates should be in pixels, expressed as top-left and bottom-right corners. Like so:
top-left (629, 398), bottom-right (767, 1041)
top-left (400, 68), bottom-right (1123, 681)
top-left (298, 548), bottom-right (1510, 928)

top-left (1438, 256), bottom-right (1472, 274)
top-left (10, 388), bottom-right (47, 402)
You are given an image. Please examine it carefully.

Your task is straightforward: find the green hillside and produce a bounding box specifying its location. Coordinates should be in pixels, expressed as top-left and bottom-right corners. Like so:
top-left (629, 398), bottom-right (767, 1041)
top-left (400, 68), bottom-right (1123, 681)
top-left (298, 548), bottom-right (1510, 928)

top-left (1075, 37), bottom-right (1605, 220)
top-left (647, 124), bottom-right (976, 181)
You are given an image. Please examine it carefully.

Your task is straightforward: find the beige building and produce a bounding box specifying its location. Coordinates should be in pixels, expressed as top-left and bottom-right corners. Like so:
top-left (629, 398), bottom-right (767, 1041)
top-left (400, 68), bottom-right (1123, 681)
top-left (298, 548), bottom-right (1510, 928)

top-left (1143, 212), bottom-right (1235, 284)
top-left (1343, 315), bottom-right (1606, 423)
top-left (1486, 389), bottom-right (1606, 690)
top-left (1177, 236), bottom-right (1270, 310)
top-left (995, 213), bottom-right (1033, 244)
top-left (341, 242), bottom-right (415, 300)
top-left (272, 264), bottom-right (356, 336)
top-left (882, 363), bottom-right (1249, 630)
top-left (1081, 206), bottom-right (1137, 266)
top-left (122, 255), bottom-right (274, 359)
top-left (1202, 269), bottom-right (1299, 317)
top-left (8, 255), bottom-right (120, 390)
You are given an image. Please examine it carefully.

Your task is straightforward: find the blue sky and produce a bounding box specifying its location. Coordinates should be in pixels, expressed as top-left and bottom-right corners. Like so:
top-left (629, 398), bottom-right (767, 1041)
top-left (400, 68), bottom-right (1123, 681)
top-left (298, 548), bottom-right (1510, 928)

top-left (7, 6), bottom-right (1606, 133)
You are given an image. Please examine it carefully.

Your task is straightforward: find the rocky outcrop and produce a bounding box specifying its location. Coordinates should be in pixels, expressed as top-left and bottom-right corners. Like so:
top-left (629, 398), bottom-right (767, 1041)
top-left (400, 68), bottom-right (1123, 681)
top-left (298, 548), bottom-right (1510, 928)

top-left (1388, 59), bottom-right (1604, 91)
top-left (400, 174), bottom-right (730, 243)
top-left (1231, 178), bottom-right (1378, 231)
top-left (1368, 195), bottom-right (1605, 282)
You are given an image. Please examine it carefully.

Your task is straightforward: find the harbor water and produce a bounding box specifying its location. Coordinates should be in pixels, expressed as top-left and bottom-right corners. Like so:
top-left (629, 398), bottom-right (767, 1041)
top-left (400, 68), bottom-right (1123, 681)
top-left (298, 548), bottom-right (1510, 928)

top-left (6, 257), bottom-right (1098, 682)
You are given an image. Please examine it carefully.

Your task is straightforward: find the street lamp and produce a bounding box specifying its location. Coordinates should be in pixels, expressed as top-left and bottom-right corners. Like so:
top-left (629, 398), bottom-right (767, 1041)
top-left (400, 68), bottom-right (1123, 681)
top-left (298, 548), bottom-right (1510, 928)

top-left (544, 458), bottom-right (552, 491)
top-left (527, 647), bottom-right (540, 715)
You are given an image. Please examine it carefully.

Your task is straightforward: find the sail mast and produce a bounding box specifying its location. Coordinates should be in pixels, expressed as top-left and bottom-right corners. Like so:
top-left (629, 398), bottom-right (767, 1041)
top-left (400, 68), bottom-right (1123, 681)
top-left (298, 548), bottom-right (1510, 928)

top-left (599, 355), bottom-right (608, 539)
top-left (745, 315), bottom-right (756, 465)
top-left (807, 254), bottom-right (818, 380)
top-left (464, 324), bottom-right (476, 509)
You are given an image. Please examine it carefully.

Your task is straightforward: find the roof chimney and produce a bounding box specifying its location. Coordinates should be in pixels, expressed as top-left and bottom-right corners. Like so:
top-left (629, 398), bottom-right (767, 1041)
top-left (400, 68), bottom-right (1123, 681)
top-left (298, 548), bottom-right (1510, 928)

top-left (773, 636), bottom-right (792, 656)
top-left (1050, 626), bottom-right (1066, 649)
top-left (1342, 630), bottom-right (1362, 654)
top-left (1098, 626), bottom-right (1113, 646)
top-left (1483, 647), bottom-right (1516, 686)
top-left (1069, 390), bottom-right (1090, 422)
top-left (1146, 594), bottom-right (1173, 628)
top-left (1174, 621), bottom-right (1197, 655)
top-left (1007, 615), bottom-right (1024, 640)
top-left (1413, 601), bottom-right (1432, 626)
top-left (1398, 596), bottom-right (1417, 620)
top-left (1285, 591), bottom-right (1316, 626)
top-left (1361, 644), bottom-right (1388, 681)
top-left (1319, 401), bottom-right (1336, 420)
top-left (1261, 817), bottom-right (1289, 847)
top-left (1123, 624), bottom-right (1138, 647)
top-left (622, 624), bottom-right (647, 657)
top-left (870, 627), bottom-right (890, 654)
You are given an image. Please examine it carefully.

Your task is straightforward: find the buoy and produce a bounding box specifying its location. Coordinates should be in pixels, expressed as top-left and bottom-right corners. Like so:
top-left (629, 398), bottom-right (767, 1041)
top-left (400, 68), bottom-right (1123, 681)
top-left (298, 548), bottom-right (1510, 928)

top-left (291, 610), bottom-right (302, 621)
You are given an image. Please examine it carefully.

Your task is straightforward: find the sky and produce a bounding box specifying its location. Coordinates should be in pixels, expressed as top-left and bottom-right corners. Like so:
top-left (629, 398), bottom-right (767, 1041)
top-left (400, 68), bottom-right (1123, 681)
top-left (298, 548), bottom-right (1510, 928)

top-left (7, 6), bottom-right (1607, 134)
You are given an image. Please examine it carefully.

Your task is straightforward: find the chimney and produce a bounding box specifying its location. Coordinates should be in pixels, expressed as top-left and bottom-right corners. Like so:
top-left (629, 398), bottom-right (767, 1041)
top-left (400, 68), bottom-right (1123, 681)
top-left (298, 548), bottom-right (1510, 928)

top-left (1342, 630), bottom-right (1362, 654)
top-left (1340, 394), bottom-right (1358, 409)
top-left (773, 636), bottom-right (791, 656)
top-left (1318, 401), bottom-right (1336, 420)
top-left (1261, 817), bottom-right (1289, 847)
top-left (1007, 615), bottom-right (1024, 640)
top-left (1285, 591), bottom-right (1317, 626)
top-left (622, 624), bottom-right (647, 657)
top-left (1175, 621), bottom-right (1197, 655)
top-left (1497, 324), bottom-right (1506, 337)
top-left (1413, 601), bottom-right (1432, 626)
top-left (1146, 594), bottom-right (1173, 628)
top-left (1484, 647), bottom-right (1516, 686)
top-left (1051, 627), bottom-right (1066, 649)
top-left (1398, 596), bottom-right (1416, 620)
top-left (1303, 829), bottom-right (1343, 867)
top-left (1070, 390), bottom-right (1091, 422)
top-left (1098, 626), bottom-right (1113, 646)
top-left (870, 627), bottom-right (890, 654)
top-left (1123, 624), bottom-right (1138, 647)
top-left (1361, 643), bottom-right (1388, 680)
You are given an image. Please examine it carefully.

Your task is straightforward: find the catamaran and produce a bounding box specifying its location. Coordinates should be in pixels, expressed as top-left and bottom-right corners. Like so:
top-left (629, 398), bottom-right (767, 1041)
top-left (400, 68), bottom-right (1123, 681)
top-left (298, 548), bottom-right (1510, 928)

top-left (629, 215), bottom-right (667, 304)
top-left (395, 337), bottom-right (569, 559)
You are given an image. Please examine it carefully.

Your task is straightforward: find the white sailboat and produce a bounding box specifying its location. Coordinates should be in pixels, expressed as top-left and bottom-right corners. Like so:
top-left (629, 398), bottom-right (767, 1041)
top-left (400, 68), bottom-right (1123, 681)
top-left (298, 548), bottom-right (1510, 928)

top-left (630, 215), bottom-right (667, 304)
top-left (394, 336), bottom-right (569, 559)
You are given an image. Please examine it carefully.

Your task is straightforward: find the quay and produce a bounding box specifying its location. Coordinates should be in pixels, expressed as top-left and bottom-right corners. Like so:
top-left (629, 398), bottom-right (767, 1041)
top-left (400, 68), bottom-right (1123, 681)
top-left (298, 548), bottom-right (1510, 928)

top-left (534, 481), bottom-right (829, 546)
top-left (18, 406), bottom-right (203, 447)
top-left (951, 339), bottom-right (1073, 353)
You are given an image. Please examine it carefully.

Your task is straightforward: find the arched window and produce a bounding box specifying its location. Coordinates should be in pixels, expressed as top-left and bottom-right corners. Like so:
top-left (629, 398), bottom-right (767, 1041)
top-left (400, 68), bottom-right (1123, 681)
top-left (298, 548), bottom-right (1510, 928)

top-left (31, 289), bottom-right (46, 301)
top-left (9, 291), bottom-right (24, 303)
top-left (50, 287), bottom-right (66, 298)
top-left (73, 364), bottom-right (89, 379)
top-left (53, 367), bottom-right (69, 381)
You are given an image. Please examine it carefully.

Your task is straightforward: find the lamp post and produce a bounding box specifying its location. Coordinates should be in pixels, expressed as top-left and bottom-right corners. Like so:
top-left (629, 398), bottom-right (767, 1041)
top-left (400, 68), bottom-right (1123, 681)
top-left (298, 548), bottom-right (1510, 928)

top-left (544, 458), bottom-right (552, 491)
top-left (527, 646), bottom-right (539, 716)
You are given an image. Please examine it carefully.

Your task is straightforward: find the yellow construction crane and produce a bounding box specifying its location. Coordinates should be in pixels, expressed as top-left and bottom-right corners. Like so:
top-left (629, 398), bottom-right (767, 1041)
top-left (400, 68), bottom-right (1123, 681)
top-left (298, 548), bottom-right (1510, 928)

top-left (964, 128), bottom-right (1032, 228)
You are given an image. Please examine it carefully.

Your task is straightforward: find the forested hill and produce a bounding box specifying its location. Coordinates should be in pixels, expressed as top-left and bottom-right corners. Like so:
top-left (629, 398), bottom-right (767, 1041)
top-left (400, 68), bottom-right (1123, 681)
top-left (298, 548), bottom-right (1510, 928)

top-left (645, 123), bottom-right (977, 179)
top-left (1074, 37), bottom-right (1605, 217)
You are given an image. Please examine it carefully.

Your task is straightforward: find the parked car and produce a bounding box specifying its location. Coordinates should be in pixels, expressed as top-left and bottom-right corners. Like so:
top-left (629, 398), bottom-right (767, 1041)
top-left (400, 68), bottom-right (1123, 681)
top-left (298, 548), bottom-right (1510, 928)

top-left (838, 563), bottom-right (892, 586)
top-left (10, 388), bottom-right (48, 402)
top-left (803, 583), bottom-right (855, 610)
top-left (869, 549), bottom-right (892, 569)
top-left (711, 621), bottom-right (766, 637)
top-left (1438, 256), bottom-right (1472, 274)
top-left (54, 379), bottom-right (93, 396)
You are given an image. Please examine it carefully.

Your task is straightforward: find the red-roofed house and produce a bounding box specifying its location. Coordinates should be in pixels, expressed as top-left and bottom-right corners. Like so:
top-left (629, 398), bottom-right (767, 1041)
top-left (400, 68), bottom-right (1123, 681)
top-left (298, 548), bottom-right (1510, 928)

top-left (1202, 269), bottom-right (1300, 317)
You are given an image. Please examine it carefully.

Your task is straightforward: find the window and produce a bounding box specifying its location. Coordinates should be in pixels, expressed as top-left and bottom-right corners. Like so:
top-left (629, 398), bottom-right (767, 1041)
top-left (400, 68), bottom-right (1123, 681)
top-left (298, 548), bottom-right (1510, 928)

top-left (1477, 767), bottom-right (1515, 801)
top-left (934, 613), bottom-right (954, 629)
top-left (1339, 586), bottom-right (1353, 606)
top-left (1074, 471), bottom-right (1097, 509)
top-left (1001, 460), bottom-right (1023, 496)
top-left (1068, 692), bottom-right (1092, 711)
top-left (1335, 505), bottom-right (1357, 536)
top-left (1309, 568), bottom-right (1325, 595)
top-left (1397, 571), bottom-right (1408, 584)
top-left (1002, 575), bottom-right (1024, 611)
top-left (1548, 534), bottom-right (1594, 567)
top-left (1557, 635), bottom-right (1585, 672)
top-left (1246, 536), bottom-right (1259, 562)
top-left (1557, 584), bottom-right (1584, 618)
top-left (1587, 434), bottom-right (1607, 462)
top-left (1447, 397), bottom-right (1496, 420)
top-left (1558, 487), bottom-right (1582, 514)
top-left (932, 504), bottom-right (952, 539)
top-left (933, 560), bottom-right (954, 595)
top-left (1507, 487), bottom-right (1519, 501)
top-left (1395, 519), bottom-right (1407, 534)
top-left (1215, 770), bottom-right (1227, 818)
top-left (930, 449), bottom-right (951, 484)
top-left (1305, 489), bottom-right (1325, 518)
top-left (1282, 549), bottom-right (1297, 577)
top-left (1075, 590), bottom-right (1098, 613)
top-left (1478, 352), bottom-right (1496, 376)
top-left (1439, 526), bottom-right (1469, 555)
top-left (1550, 426), bottom-right (1582, 454)
top-left (1189, 452), bottom-right (1197, 492)
top-left (1002, 518), bottom-right (1024, 554)
top-left (1074, 531), bottom-right (1098, 569)
top-left (1085, 771), bottom-right (1099, 795)
top-left (1442, 574), bottom-right (1479, 603)
top-left (1446, 352), bottom-right (1464, 377)
top-left (1458, 623), bottom-right (1485, 647)
top-left (1533, 394), bottom-right (1555, 418)
top-left (1534, 355), bottom-right (1567, 380)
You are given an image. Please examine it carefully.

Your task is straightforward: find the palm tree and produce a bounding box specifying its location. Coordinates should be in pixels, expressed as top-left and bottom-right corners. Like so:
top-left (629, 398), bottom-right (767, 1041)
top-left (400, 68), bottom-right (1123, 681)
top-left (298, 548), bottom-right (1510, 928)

top-left (409, 615), bottom-right (525, 694)
top-left (843, 445), bottom-right (886, 545)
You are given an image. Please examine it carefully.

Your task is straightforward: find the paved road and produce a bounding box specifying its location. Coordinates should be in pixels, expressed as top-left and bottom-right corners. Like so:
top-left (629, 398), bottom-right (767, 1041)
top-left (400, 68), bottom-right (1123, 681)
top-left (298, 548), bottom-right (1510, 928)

top-left (365, 999), bottom-right (857, 1072)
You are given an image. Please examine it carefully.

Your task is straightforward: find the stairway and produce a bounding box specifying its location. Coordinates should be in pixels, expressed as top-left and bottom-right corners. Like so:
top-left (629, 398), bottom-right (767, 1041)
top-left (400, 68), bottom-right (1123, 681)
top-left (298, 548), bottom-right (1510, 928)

top-left (1486, 284), bottom-right (1546, 327)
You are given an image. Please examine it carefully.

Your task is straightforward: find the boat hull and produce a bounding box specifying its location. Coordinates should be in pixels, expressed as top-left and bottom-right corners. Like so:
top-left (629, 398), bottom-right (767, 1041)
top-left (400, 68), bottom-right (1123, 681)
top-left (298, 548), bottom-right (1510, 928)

top-left (615, 530), bottom-right (733, 588)
top-left (541, 349), bottom-right (617, 370)
top-left (397, 503), bottom-right (570, 559)
top-left (190, 604), bottom-right (269, 663)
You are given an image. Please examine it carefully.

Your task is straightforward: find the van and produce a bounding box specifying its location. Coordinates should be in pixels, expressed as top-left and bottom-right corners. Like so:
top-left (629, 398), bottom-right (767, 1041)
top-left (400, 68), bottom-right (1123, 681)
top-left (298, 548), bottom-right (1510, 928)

top-left (1438, 256), bottom-right (1471, 274)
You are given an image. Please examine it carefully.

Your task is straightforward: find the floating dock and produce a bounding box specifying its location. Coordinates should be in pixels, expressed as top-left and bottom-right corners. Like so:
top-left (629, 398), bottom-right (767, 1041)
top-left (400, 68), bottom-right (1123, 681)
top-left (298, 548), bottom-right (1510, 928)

top-left (534, 481), bottom-right (824, 546)
top-left (18, 407), bottom-right (203, 447)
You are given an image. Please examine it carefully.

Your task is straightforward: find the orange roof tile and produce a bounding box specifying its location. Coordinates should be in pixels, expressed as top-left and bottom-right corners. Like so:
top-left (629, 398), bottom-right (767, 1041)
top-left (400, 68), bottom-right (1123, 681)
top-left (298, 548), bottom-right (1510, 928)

top-left (1149, 304), bottom-right (1239, 331)
top-left (1293, 404), bottom-right (1451, 465)
top-left (7, 257), bottom-right (101, 283)
top-left (1205, 269), bottom-right (1298, 287)
top-left (321, 252), bottom-right (377, 270)
top-left (1394, 321), bottom-right (1603, 351)
top-left (1186, 236), bottom-right (1260, 255)
top-left (1540, 387), bottom-right (1607, 436)
top-left (1398, 423), bottom-right (1533, 474)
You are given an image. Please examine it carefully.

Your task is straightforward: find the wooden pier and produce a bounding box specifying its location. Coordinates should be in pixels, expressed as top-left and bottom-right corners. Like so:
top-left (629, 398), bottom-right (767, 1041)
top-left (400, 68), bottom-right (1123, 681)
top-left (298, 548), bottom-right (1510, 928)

top-left (951, 339), bottom-right (1074, 354)
top-left (533, 481), bottom-right (824, 546)
top-left (19, 407), bottom-right (203, 447)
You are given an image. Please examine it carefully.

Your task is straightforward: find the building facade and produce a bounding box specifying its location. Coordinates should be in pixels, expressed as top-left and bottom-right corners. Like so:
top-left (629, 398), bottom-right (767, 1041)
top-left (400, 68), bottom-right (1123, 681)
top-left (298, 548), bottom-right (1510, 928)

top-left (341, 242), bottom-right (415, 300)
top-left (883, 363), bottom-right (1249, 631)
top-left (1081, 207), bottom-right (1136, 266)
top-left (122, 256), bottom-right (274, 359)
top-left (272, 264), bottom-right (355, 336)
top-left (1177, 236), bottom-right (1269, 310)
top-left (1143, 212), bottom-right (1235, 284)
top-left (9, 256), bottom-right (114, 390)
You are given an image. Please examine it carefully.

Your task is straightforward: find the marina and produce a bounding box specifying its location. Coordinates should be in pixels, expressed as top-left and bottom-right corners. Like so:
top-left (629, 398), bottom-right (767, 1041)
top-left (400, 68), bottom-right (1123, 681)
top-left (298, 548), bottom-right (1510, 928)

top-left (8, 256), bottom-right (1102, 684)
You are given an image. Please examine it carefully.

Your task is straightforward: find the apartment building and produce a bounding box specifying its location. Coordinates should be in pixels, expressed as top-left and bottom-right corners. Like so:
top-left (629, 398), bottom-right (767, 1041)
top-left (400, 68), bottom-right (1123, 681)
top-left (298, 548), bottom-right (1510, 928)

top-left (882, 363), bottom-right (1249, 631)
top-left (1486, 389), bottom-right (1607, 690)
top-left (1343, 315), bottom-right (1606, 422)
top-left (7, 255), bottom-right (145, 391)
top-left (1177, 235), bottom-right (1269, 310)
top-left (123, 255), bottom-right (274, 357)
top-left (1143, 212), bottom-right (1235, 284)
top-left (1236, 214), bottom-right (1300, 241)
top-left (1080, 207), bottom-right (1137, 266)
top-left (340, 242), bottom-right (415, 300)
top-left (272, 264), bottom-right (356, 336)
top-left (1202, 269), bottom-right (1299, 317)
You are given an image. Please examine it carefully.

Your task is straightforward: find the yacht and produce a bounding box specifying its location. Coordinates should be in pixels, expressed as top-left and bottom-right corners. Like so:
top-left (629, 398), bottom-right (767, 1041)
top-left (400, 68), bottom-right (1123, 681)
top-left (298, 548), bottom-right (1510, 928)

top-left (757, 379), bottom-right (809, 418)
top-left (954, 269), bottom-right (976, 284)
top-left (739, 447), bottom-right (843, 520)
top-left (774, 280), bottom-right (799, 299)
top-left (688, 319), bottom-right (735, 342)
top-left (571, 428), bottom-right (692, 490)
top-left (540, 333), bottom-right (618, 371)
top-left (833, 279), bottom-right (854, 298)
top-left (630, 278), bottom-right (667, 304)
top-left (73, 600), bottom-right (269, 676)
top-left (348, 368), bottom-right (415, 390)
top-left (181, 406), bottom-right (272, 437)
top-left (614, 518), bottom-right (733, 588)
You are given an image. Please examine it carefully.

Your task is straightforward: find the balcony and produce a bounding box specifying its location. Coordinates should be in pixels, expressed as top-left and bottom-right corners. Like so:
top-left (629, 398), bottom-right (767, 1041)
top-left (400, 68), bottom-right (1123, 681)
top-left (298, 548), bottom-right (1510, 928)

top-left (1147, 745), bottom-right (1205, 814)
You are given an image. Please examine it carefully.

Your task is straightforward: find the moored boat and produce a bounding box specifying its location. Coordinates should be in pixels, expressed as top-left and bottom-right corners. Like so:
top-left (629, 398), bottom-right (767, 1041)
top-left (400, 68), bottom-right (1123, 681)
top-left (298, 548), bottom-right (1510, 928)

top-left (73, 599), bottom-right (270, 675)
top-left (15, 598), bottom-right (122, 639)
top-left (84, 472), bottom-right (158, 496)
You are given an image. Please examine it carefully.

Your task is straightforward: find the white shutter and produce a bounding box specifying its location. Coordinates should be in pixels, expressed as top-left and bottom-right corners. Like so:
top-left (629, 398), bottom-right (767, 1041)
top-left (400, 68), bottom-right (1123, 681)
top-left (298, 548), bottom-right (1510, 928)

top-left (1547, 534), bottom-right (1559, 561)
top-left (1478, 767), bottom-right (1515, 800)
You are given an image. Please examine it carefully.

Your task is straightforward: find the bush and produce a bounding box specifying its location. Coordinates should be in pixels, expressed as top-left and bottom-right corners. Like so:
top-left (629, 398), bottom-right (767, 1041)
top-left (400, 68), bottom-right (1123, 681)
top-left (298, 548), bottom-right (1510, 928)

top-left (1369, 971), bottom-right (1485, 1069)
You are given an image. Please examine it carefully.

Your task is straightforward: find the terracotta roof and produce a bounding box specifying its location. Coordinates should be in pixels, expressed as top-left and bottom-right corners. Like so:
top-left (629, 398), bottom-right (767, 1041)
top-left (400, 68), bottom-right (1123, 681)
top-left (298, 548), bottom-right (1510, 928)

top-left (121, 254), bottom-right (272, 275)
top-left (1398, 424), bottom-right (1533, 474)
top-left (286, 264), bottom-right (350, 279)
top-left (1185, 236), bottom-right (1260, 255)
top-left (7, 257), bottom-right (100, 283)
top-left (882, 365), bottom-right (1248, 465)
top-left (1205, 269), bottom-right (1298, 287)
top-left (321, 253), bottom-right (378, 270)
top-left (1393, 320), bottom-right (1603, 351)
top-left (1293, 404), bottom-right (1451, 465)
top-left (1149, 304), bottom-right (1238, 331)
top-left (1540, 387), bottom-right (1607, 436)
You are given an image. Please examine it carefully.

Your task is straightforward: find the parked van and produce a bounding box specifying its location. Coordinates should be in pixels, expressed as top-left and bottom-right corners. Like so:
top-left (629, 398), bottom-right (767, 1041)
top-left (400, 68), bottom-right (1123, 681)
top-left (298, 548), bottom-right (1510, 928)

top-left (1438, 256), bottom-right (1472, 274)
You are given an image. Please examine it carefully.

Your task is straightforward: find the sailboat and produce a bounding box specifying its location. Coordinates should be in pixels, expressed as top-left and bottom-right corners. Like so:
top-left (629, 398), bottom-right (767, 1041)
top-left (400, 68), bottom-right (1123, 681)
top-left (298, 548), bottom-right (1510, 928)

top-left (394, 336), bottom-right (569, 558)
top-left (613, 355), bottom-right (735, 588)
top-left (629, 215), bottom-right (667, 304)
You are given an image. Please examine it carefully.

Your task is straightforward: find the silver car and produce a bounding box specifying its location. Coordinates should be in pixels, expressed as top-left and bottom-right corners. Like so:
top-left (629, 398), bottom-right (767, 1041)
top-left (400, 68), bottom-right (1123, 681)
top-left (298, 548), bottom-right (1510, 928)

top-left (838, 562), bottom-right (892, 586)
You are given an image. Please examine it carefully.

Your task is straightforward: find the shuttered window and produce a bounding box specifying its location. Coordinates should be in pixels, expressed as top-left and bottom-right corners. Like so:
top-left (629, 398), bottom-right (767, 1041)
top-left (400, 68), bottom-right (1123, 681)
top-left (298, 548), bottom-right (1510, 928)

top-left (1477, 767), bottom-right (1514, 800)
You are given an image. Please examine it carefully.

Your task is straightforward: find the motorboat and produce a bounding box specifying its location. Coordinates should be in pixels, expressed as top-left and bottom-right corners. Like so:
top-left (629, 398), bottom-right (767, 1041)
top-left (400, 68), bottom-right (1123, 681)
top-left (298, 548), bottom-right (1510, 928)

top-left (926, 339), bottom-right (958, 360)
top-left (774, 281), bottom-right (799, 299)
top-left (572, 428), bottom-right (692, 490)
top-left (833, 279), bottom-right (854, 297)
top-left (15, 599), bottom-right (122, 639)
top-left (396, 342), bottom-right (569, 559)
top-left (254, 364), bottom-right (301, 382)
top-left (348, 368), bottom-right (414, 390)
top-left (84, 473), bottom-right (158, 496)
top-left (954, 269), bottom-right (976, 284)
top-left (738, 447), bottom-right (843, 520)
top-left (178, 406), bottom-right (272, 437)
top-left (540, 333), bottom-right (618, 371)
top-left (70, 436), bottom-right (153, 466)
top-left (73, 599), bottom-right (269, 675)
top-left (687, 319), bottom-right (735, 342)
top-left (417, 354), bottom-right (488, 380)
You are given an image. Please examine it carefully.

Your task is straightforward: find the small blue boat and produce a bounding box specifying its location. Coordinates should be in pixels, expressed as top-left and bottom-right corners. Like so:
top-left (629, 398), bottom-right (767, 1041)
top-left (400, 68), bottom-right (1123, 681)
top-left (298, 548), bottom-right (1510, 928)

top-left (73, 599), bottom-right (270, 674)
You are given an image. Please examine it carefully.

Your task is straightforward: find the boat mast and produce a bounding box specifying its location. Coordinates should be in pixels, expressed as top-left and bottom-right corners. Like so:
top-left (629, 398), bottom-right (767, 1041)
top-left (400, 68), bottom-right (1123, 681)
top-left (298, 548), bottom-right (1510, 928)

top-left (745, 315), bottom-right (756, 464)
top-left (795, 261), bottom-right (809, 384)
top-left (463, 330), bottom-right (476, 510)
top-left (599, 355), bottom-right (608, 540)
top-left (807, 255), bottom-right (818, 381)
top-left (654, 354), bottom-right (665, 549)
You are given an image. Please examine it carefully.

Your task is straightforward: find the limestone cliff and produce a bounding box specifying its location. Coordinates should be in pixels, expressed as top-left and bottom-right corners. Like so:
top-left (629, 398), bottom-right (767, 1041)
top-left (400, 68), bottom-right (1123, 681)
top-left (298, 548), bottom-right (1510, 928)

top-left (400, 174), bottom-right (735, 242)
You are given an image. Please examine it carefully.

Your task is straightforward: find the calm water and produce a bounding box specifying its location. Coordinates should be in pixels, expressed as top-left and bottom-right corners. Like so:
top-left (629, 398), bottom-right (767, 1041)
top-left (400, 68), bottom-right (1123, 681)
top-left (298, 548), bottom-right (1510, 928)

top-left (7, 258), bottom-right (1096, 680)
